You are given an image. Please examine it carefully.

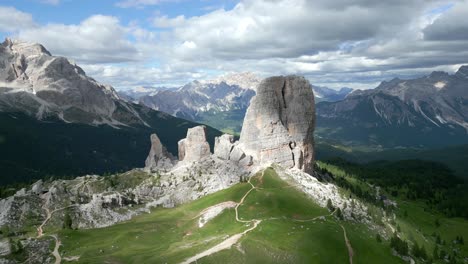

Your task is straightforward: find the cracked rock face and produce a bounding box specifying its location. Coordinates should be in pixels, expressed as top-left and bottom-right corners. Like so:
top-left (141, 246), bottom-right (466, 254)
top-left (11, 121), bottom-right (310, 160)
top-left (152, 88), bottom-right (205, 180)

top-left (214, 134), bottom-right (253, 167)
top-left (239, 76), bottom-right (315, 173)
top-left (145, 133), bottom-right (174, 171)
top-left (178, 126), bottom-right (211, 162)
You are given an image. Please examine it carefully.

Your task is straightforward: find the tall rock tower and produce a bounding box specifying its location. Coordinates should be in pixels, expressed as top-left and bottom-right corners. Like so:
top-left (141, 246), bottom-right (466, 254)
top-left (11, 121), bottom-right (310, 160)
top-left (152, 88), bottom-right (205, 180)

top-left (239, 76), bottom-right (315, 173)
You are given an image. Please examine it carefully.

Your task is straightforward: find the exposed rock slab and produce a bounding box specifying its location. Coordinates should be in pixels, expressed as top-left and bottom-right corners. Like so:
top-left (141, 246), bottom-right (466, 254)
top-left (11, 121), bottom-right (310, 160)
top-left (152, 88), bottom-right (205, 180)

top-left (145, 133), bottom-right (174, 171)
top-left (178, 126), bottom-right (211, 162)
top-left (214, 134), bottom-right (253, 167)
top-left (239, 76), bottom-right (315, 173)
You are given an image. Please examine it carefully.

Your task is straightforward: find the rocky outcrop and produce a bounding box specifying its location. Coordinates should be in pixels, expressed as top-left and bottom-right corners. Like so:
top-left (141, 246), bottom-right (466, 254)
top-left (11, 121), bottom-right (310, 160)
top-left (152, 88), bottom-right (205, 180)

top-left (213, 134), bottom-right (235, 160)
top-left (145, 133), bottom-right (174, 171)
top-left (0, 239), bottom-right (11, 257)
top-left (178, 126), bottom-right (211, 162)
top-left (239, 76), bottom-right (315, 173)
top-left (0, 38), bottom-right (146, 126)
top-left (214, 134), bottom-right (253, 167)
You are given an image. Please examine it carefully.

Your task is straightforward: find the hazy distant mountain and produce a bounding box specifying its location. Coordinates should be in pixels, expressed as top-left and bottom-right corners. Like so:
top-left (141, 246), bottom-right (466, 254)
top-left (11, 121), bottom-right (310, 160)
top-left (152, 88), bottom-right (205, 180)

top-left (131, 73), bottom-right (350, 133)
top-left (316, 66), bottom-right (468, 148)
top-left (139, 80), bottom-right (256, 121)
top-left (313, 86), bottom-right (353, 102)
top-left (0, 39), bottom-right (221, 184)
top-left (119, 86), bottom-right (175, 102)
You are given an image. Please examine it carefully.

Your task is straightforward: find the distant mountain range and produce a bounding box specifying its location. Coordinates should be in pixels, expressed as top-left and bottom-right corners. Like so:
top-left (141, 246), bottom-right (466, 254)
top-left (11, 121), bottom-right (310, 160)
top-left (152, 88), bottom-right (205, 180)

top-left (316, 66), bottom-right (468, 148)
top-left (119, 73), bottom-right (353, 133)
top-left (122, 67), bottom-right (467, 148)
top-left (313, 86), bottom-right (353, 102)
top-left (0, 39), bottom-right (221, 185)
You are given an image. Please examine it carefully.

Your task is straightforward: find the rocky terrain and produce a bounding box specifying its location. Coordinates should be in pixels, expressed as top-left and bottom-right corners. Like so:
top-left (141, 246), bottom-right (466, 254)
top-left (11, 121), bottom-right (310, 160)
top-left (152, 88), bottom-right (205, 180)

top-left (316, 66), bottom-right (468, 148)
top-left (0, 38), bottom-right (145, 126)
top-left (0, 74), bottom-right (372, 263)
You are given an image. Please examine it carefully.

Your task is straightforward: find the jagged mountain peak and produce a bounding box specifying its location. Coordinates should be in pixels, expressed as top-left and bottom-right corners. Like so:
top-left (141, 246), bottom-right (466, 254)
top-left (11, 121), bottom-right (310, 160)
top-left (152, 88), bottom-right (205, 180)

top-left (456, 65), bottom-right (468, 78)
top-left (206, 71), bottom-right (262, 90)
top-left (0, 39), bottom-right (147, 126)
top-left (2, 38), bottom-right (52, 57)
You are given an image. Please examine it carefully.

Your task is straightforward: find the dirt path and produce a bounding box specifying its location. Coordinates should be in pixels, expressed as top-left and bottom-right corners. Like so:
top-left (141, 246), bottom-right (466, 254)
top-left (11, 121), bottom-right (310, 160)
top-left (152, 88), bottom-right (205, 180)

top-left (37, 205), bottom-right (51, 238)
top-left (292, 209), bottom-right (336, 223)
top-left (37, 205), bottom-right (76, 238)
top-left (190, 201), bottom-right (237, 220)
top-left (180, 170), bottom-right (356, 264)
top-left (49, 234), bottom-right (62, 264)
top-left (340, 225), bottom-right (354, 264)
top-left (180, 172), bottom-right (263, 264)
top-left (180, 220), bottom-right (261, 264)
top-left (234, 176), bottom-right (257, 223)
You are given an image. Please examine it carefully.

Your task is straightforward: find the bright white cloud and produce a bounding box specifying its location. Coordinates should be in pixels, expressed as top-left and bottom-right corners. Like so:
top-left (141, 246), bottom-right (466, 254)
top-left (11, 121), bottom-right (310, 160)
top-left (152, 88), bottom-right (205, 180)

top-left (16, 15), bottom-right (140, 63)
top-left (0, 6), bottom-right (35, 32)
top-left (2, 1), bottom-right (468, 90)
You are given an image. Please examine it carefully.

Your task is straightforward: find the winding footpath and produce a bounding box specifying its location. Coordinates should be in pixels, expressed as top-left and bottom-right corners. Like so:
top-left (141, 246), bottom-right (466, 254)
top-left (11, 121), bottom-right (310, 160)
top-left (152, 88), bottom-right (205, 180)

top-left (49, 235), bottom-right (62, 264)
top-left (180, 172), bottom-right (263, 264)
top-left (37, 202), bottom-right (77, 264)
top-left (180, 170), bottom-right (355, 264)
top-left (340, 224), bottom-right (354, 264)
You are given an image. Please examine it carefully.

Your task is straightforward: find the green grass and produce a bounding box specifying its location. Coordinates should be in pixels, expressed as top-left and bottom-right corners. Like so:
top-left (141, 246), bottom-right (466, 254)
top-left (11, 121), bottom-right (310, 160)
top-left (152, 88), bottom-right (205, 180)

top-left (394, 199), bottom-right (468, 261)
top-left (55, 168), bottom-right (406, 263)
top-left (318, 160), bottom-right (468, 263)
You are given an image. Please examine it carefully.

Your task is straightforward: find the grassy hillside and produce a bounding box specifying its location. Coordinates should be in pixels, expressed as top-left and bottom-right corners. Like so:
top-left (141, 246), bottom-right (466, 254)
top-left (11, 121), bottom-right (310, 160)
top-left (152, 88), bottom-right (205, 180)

top-left (319, 161), bottom-right (468, 263)
top-left (2, 166), bottom-right (467, 263)
top-left (20, 168), bottom-right (403, 263)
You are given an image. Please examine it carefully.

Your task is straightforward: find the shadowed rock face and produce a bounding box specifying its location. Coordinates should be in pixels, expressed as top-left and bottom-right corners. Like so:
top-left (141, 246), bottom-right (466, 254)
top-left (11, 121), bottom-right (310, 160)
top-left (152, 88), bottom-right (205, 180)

top-left (145, 134), bottom-right (174, 171)
top-left (239, 76), bottom-right (315, 173)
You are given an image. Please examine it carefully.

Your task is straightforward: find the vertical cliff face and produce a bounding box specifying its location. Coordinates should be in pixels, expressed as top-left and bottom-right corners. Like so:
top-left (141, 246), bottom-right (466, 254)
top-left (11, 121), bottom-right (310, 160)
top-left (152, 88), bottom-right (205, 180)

top-left (145, 134), bottom-right (174, 171)
top-left (178, 126), bottom-right (212, 162)
top-left (239, 76), bottom-right (315, 173)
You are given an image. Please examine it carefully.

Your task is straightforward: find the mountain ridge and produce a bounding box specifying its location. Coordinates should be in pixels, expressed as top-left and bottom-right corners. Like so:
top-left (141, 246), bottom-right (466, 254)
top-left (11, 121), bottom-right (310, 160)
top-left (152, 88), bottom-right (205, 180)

top-left (316, 66), bottom-right (468, 148)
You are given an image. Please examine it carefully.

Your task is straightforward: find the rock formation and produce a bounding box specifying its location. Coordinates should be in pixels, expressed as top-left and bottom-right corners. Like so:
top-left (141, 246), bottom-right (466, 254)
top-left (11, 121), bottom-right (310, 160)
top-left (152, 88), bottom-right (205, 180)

top-left (145, 133), bottom-right (174, 171)
top-left (239, 76), bottom-right (315, 173)
top-left (0, 38), bottom-right (146, 126)
top-left (178, 126), bottom-right (211, 162)
top-left (213, 134), bottom-right (253, 167)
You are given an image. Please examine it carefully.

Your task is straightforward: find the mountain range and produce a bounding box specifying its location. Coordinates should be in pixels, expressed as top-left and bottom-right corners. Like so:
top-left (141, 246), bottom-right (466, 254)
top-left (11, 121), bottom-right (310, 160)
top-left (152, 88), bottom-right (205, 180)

top-left (119, 73), bottom-right (353, 133)
top-left (0, 39), bottom-right (221, 185)
top-left (316, 67), bottom-right (468, 148)
top-left (121, 68), bottom-right (467, 149)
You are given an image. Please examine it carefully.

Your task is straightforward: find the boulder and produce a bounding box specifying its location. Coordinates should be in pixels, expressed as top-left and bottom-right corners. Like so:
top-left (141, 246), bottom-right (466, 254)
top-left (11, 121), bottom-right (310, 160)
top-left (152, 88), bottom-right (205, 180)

top-left (145, 133), bottom-right (174, 171)
top-left (178, 126), bottom-right (211, 162)
top-left (0, 238), bottom-right (11, 257)
top-left (31, 180), bottom-right (43, 195)
top-left (214, 134), bottom-right (253, 167)
top-left (214, 134), bottom-right (235, 160)
top-left (239, 76), bottom-right (315, 173)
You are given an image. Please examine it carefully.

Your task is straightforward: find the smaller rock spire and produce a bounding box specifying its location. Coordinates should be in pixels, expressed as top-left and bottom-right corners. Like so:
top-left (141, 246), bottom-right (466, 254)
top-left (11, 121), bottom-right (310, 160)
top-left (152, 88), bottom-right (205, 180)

top-left (178, 126), bottom-right (211, 162)
top-left (145, 133), bottom-right (174, 171)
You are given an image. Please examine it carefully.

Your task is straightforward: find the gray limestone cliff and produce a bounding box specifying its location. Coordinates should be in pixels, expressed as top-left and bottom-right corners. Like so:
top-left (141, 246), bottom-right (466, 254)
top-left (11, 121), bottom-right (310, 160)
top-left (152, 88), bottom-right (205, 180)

top-left (145, 133), bottom-right (175, 171)
top-left (178, 126), bottom-right (211, 162)
top-left (239, 76), bottom-right (315, 173)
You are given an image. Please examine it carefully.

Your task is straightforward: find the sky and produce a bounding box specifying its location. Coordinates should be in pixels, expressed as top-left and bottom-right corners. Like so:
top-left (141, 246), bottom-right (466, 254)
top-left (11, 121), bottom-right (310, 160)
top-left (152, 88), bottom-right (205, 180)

top-left (1, 0), bottom-right (468, 90)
